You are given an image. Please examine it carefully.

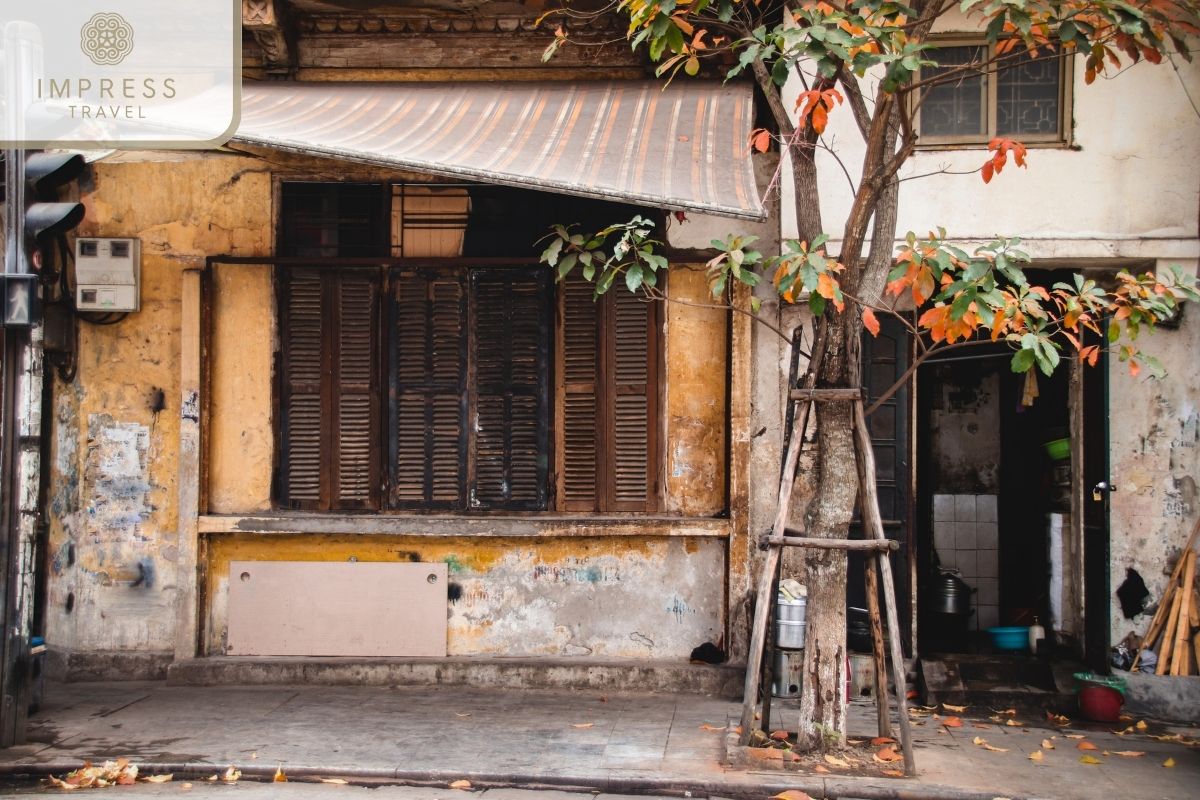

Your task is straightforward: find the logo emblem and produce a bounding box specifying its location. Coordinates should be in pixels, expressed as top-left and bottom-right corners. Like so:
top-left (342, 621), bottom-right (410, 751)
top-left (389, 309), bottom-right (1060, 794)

top-left (80, 12), bottom-right (134, 66)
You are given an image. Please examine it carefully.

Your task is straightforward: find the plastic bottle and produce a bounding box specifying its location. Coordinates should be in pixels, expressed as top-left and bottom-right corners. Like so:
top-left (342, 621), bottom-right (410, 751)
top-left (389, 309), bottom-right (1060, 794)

top-left (1028, 617), bottom-right (1045, 654)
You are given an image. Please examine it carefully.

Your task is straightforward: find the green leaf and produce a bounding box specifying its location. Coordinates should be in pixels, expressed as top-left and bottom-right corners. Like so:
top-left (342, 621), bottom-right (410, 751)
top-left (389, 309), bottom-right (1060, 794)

top-left (556, 252), bottom-right (578, 279)
top-left (808, 292), bottom-right (826, 316)
top-left (750, 296), bottom-right (762, 314)
top-left (1011, 348), bottom-right (1036, 373)
top-left (541, 237), bottom-right (563, 267)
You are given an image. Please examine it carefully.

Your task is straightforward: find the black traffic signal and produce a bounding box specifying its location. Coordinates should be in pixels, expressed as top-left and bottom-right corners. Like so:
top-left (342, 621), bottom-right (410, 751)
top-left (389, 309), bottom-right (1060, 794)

top-left (24, 152), bottom-right (85, 245)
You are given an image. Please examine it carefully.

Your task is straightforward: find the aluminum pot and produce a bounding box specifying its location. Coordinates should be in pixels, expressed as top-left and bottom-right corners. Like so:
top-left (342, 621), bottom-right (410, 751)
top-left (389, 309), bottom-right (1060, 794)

top-left (934, 570), bottom-right (973, 616)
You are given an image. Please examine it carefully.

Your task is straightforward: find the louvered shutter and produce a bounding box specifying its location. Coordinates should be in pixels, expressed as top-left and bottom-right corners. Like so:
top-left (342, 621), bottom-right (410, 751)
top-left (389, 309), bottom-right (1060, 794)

top-left (605, 288), bottom-right (658, 511)
top-left (389, 269), bottom-right (467, 508)
top-left (556, 273), bottom-right (600, 511)
top-left (280, 268), bottom-right (381, 510)
top-left (469, 268), bottom-right (550, 510)
top-left (281, 269), bottom-right (324, 508)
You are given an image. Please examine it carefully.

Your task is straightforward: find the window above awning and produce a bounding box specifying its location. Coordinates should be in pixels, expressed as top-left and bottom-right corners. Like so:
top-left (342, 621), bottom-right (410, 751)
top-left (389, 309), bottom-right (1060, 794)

top-left (235, 81), bottom-right (764, 221)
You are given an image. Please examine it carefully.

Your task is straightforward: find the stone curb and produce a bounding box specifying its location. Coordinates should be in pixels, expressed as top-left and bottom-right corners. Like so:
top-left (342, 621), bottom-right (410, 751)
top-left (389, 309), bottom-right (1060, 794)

top-left (0, 759), bottom-right (1053, 800)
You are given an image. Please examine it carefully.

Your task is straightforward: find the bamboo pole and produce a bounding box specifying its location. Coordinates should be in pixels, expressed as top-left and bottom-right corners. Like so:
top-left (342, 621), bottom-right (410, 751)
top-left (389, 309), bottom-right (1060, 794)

top-left (769, 535), bottom-right (899, 551)
top-left (1133, 516), bottom-right (1200, 670)
top-left (852, 400), bottom-right (915, 776)
top-left (1170, 552), bottom-right (1195, 676)
top-left (1156, 589), bottom-right (1183, 676)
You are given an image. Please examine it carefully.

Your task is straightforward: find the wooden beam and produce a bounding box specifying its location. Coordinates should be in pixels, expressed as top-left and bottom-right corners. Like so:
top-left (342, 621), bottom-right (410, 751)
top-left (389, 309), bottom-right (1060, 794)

top-left (243, 0), bottom-right (293, 76)
top-left (769, 534), bottom-right (899, 552)
top-left (789, 387), bottom-right (863, 402)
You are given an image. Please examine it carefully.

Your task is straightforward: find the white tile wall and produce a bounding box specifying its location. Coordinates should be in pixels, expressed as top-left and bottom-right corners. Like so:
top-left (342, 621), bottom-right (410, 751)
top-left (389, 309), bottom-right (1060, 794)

top-left (933, 493), bottom-right (999, 631)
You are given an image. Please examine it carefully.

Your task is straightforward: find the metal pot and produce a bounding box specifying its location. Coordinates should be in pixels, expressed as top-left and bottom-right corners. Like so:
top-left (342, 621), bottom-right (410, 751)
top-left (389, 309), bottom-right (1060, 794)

top-left (934, 570), bottom-right (973, 616)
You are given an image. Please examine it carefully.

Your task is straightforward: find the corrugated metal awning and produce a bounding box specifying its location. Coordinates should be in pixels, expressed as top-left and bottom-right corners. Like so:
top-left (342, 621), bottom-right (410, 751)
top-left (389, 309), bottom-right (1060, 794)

top-left (235, 81), bottom-right (764, 221)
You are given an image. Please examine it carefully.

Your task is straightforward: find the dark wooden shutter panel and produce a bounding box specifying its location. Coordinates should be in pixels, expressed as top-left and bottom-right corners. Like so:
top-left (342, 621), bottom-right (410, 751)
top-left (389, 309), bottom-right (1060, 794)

top-left (281, 269), bottom-right (324, 507)
top-left (332, 272), bottom-right (381, 508)
top-left (606, 288), bottom-right (657, 511)
top-left (556, 273), bottom-right (600, 511)
top-left (280, 268), bottom-right (380, 510)
top-left (390, 270), bottom-right (467, 508)
top-left (470, 269), bottom-right (549, 510)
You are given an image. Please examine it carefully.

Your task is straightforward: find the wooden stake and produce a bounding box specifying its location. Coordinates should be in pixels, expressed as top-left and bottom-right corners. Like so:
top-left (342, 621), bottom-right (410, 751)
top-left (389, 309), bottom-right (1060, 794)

top-left (1192, 630), bottom-right (1200, 675)
top-left (865, 555), bottom-right (892, 739)
top-left (1156, 588), bottom-right (1183, 676)
top-left (1134, 516), bottom-right (1200, 670)
top-left (737, 398), bottom-right (811, 745)
top-left (1171, 552), bottom-right (1195, 676)
top-left (853, 400), bottom-right (914, 776)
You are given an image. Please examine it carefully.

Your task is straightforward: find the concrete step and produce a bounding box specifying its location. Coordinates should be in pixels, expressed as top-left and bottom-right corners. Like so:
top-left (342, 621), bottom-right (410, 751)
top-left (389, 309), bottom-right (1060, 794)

top-left (167, 655), bottom-right (744, 697)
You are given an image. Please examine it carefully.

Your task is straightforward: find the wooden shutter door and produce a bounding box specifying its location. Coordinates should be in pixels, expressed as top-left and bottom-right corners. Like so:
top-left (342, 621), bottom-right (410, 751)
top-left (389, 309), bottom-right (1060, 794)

top-left (389, 269), bottom-right (467, 509)
top-left (281, 269), bottom-right (324, 509)
top-left (331, 272), bottom-right (381, 509)
top-left (605, 288), bottom-right (658, 511)
top-left (556, 273), bottom-right (600, 511)
top-left (280, 268), bottom-right (381, 510)
top-left (469, 268), bottom-right (550, 510)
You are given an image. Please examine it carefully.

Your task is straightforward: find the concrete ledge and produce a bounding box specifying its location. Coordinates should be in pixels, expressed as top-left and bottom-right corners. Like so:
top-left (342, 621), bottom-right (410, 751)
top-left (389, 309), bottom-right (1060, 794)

top-left (47, 649), bottom-right (173, 682)
top-left (1122, 671), bottom-right (1200, 723)
top-left (167, 656), bottom-right (744, 696)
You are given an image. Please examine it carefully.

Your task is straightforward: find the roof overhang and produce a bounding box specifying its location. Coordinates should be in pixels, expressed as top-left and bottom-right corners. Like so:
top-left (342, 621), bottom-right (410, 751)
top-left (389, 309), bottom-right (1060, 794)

top-left (234, 81), bottom-right (765, 221)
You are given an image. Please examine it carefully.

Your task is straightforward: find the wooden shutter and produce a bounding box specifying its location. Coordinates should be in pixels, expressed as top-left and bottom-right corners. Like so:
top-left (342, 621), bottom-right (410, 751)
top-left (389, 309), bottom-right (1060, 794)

top-left (280, 268), bottom-right (381, 510)
top-left (554, 277), bottom-right (659, 512)
top-left (605, 288), bottom-right (658, 511)
top-left (556, 273), bottom-right (600, 511)
top-left (469, 268), bottom-right (550, 510)
top-left (389, 269), bottom-right (467, 508)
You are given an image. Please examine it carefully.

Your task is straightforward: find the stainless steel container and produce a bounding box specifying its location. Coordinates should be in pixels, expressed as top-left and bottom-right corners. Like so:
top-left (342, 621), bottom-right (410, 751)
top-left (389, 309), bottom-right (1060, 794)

top-left (775, 596), bottom-right (807, 649)
top-left (934, 570), bottom-right (972, 616)
top-left (771, 649), bottom-right (801, 697)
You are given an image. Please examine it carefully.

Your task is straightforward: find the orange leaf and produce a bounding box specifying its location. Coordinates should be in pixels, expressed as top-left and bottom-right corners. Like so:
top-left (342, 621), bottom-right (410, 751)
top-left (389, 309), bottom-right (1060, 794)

top-left (273, 767), bottom-right (287, 783)
top-left (770, 791), bottom-right (813, 800)
top-left (750, 129), bottom-right (771, 153)
top-left (770, 729), bottom-right (790, 741)
top-left (1128, 359), bottom-right (1141, 378)
top-left (450, 780), bottom-right (473, 790)
top-left (943, 716), bottom-right (963, 728)
top-left (871, 736), bottom-right (896, 746)
top-left (862, 307), bottom-right (881, 337)
top-left (812, 103), bottom-right (828, 134)
top-left (873, 746), bottom-right (903, 763)
top-left (699, 723), bottom-right (725, 732)
top-left (981, 160), bottom-right (994, 184)
top-left (1077, 740), bottom-right (1098, 751)
top-left (572, 722), bottom-right (595, 729)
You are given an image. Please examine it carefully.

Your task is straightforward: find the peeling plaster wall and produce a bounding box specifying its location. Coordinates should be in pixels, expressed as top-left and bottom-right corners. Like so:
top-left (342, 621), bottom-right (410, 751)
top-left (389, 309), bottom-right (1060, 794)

top-left (46, 154), bottom-right (272, 657)
top-left (925, 365), bottom-right (1001, 495)
top-left (205, 535), bottom-right (723, 658)
top-left (1109, 259), bottom-right (1200, 645)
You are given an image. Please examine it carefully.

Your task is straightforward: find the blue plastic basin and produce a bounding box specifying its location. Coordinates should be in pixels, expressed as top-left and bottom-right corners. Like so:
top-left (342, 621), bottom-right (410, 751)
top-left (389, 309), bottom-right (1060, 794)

top-left (987, 626), bottom-right (1029, 651)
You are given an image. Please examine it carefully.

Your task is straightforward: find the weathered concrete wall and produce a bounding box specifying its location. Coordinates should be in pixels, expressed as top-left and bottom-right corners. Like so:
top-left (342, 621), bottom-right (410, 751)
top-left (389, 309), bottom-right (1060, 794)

top-left (46, 154), bottom-right (272, 660)
top-left (208, 264), bottom-right (275, 513)
top-left (1109, 258), bottom-right (1200, 645)
top-left (205, 535), bottom-right (724, 658)
top-left (925, 364), bottom-right (1001, 495)
top-left (664, 266), bottom-right (727, 515)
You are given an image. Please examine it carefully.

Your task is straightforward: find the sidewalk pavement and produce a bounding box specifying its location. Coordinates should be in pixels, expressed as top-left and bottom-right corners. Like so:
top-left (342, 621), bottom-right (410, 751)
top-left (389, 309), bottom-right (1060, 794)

top-left (0, 681), bottom-right (1197, 800)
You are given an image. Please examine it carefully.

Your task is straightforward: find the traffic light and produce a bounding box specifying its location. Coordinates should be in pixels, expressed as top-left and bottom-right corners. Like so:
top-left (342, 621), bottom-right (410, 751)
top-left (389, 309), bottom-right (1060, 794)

top-left (1, 151), bottom-right (85, 328)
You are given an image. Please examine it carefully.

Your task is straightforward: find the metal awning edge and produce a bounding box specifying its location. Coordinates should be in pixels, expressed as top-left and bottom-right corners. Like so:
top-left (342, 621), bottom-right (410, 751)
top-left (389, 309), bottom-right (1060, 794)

top-left (229, 133), bottom-right (767, 223)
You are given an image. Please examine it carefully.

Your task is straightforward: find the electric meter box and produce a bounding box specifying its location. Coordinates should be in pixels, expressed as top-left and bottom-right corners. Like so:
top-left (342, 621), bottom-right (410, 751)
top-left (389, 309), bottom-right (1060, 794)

top-left (74, 237), bottom-right (140, 312)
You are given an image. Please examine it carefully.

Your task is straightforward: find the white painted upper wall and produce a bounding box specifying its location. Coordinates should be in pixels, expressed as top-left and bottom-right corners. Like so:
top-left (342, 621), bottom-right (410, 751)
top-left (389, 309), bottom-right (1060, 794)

top-left (781, 15), bottom-right (1200, 259)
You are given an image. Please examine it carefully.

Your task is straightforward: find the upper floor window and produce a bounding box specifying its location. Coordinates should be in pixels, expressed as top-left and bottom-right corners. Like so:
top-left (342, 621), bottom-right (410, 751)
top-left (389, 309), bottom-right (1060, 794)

top-left (917, 43), bottom-right (1069, 145)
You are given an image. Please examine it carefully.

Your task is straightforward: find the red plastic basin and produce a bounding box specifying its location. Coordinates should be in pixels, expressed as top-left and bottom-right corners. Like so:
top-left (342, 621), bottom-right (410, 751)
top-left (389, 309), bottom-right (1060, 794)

top-left (1077, 685), bottom-right (1124, 722)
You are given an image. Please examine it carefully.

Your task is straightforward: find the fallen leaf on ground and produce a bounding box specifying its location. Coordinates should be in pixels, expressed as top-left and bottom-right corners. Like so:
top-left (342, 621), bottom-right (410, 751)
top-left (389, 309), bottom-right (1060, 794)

top-left (883, 769), bottom-right (905, 777)
top-left (1028, 751), bottom-right (1044, 762)
top-left (943, 703), bottom-right (967, 712)
top-left (571, 722), bottom-right (595, 729)
top-left (1045, 711), bottom-right (1070, 725)
top-left (250, 752), bottom-right (257, 760)
top-left (1077, 741), bottom-right (1098, 751)
top-left (455, 713), bottom-right (472, 718)
top-left (1163, 757), bottom-right (1176, 768)
top-left (598, 696), bottom-right (607, 702)
top-left (450, 780), bottom-right (473, 789)
top-left (1042, 739), bottom-right (1055, 750)
top-left (142, 774), bottom-right (173, 783)
top-left (871, 736), bottom-right (896, 745)
top-left (181, 783), bottom-right (193, 790)
top-left (699, 723), bottom-right (725, 732)
top-left (813, 765), bottom-right (830, 774)
top-left (46, 776), bottom-right (77, 791)
top-left (1005, 719), bottom-right (1025, 727)
top-left (222, 767), bottom-right (241, 783)
top-left (846, 738), bottom-right (865, 745)
top-left (770, 791), bottom-right (812, 800)
top-left (823, 754), bottom-right (851, 768)
top-left (732, 725), bottom-right (743, 734)
top-left (972, 736), bottom-right (1008, 752)
top-left (320, 778), bottom-right (350, 785)
top-left (995, 708), bottom-right (1017, 716)
top-left (1080, 755), bottom-right (1102, 765)
top-left (1112, 751), bottom-right (1145, 757)
top-left (274, 766), bottom-right (287, 783)
top-left (1064, 734), bottom-right (1086, 739)
top-left (206, 775), bottom-right (218, 782)
top-left (770, 730), bottom-right (790, 741)
top-left (873, 746), bottom-right (903, 763)
top-left (942, 716), bottom-right (962, 728)
top-left (1136, 720), bottom-right (1148, 731)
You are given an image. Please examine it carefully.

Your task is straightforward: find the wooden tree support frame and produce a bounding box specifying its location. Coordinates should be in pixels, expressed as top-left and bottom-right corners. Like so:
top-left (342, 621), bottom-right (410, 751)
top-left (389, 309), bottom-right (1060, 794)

top-left (737, 387), bottom-right (916, 777)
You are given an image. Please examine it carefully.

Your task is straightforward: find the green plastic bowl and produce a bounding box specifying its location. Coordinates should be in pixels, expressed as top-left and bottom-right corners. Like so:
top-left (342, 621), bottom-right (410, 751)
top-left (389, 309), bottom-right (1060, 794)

top-left (1043, 438), bottom-right (1070, 461)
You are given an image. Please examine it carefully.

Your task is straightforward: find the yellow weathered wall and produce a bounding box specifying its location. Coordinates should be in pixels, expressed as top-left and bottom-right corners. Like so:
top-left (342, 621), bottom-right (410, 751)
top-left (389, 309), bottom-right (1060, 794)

top-left (208, 264), bottom-right (275, 512)
top-left (205, 533), bottom-right (725, 658)
top-left (46, 154), bottom-right (271, 656)
top-left (664, 266), bottom-right (728, 515)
